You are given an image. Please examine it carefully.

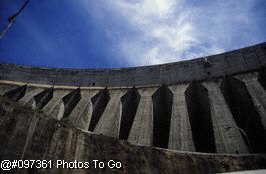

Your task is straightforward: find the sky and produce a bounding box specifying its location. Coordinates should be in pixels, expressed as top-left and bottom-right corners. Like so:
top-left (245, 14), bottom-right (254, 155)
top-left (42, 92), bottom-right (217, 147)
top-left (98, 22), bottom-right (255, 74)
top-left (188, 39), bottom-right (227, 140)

top-left (0, 0), bottom-right (266, 68)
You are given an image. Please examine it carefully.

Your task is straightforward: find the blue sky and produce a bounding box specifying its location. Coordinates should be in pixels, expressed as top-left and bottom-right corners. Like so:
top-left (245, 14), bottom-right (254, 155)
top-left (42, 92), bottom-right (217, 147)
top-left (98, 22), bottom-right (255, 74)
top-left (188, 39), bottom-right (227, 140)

top-left (0, 0), bottom-right (266, 68)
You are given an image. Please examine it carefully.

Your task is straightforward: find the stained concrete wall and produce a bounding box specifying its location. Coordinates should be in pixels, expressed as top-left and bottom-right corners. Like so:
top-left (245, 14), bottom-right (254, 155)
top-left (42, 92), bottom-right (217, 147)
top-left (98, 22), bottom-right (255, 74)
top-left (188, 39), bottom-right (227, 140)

top-left (0, 43), bottom-right (265, 87)
top-left (1, 43), bottom-right (266, 155)
top-left (202, 81), bottom-right (248, 154)
top-left (168, 84), bottom-right (195, 152)
top-left (1, 96), bottom-right (265, 174)
top-left (1, 69), bottom-right (266, 155)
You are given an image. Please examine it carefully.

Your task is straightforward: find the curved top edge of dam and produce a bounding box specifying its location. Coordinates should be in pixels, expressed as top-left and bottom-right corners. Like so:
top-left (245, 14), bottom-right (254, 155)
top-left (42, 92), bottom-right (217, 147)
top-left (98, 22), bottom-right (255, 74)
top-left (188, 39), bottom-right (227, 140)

top-left (1, 42), bottom-right (266, 87)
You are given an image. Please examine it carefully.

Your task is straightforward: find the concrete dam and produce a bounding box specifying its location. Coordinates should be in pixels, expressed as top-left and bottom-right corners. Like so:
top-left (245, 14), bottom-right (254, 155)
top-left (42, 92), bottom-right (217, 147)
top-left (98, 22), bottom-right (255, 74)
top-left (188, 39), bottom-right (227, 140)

top-left (1, 42), bottom-right (266, 173)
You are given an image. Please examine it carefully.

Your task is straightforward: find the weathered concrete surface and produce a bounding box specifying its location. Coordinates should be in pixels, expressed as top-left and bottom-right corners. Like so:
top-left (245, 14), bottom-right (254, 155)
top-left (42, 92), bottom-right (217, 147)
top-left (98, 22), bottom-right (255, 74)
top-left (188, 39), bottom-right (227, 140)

top-left (1, 96), bottom-right (266, 174)
top-left (18, 87), bottom-right (44, 107)
top-left (127, 88), bottom-right (156, 146)
top-left (203, 81), bottom-right (248, 154)
top-left (236, 73), bottom-right (266, 129)
top-left (1, 71), bottom-right (266, 154)
top-left (68, 89), bottom-right (99, 129)
top-left (42, 89), bottom-right (71, 119)
top-left (0, 83), bottom-right (21, 95)
top-left (168, 84), bottom-right (195, 152)
top-left (1, 43), bottom-right (265, 87)
top-left (94, 89), bottom-right (127, 138)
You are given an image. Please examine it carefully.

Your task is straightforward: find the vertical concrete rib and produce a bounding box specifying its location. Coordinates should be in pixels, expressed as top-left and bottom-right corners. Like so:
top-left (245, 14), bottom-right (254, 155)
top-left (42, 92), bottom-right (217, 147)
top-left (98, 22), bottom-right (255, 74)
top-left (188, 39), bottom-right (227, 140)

top-left (119, 87), bottom-right (141, 140)
top-left (3, 84), bottom-right (27, 101)
top-left (258, 67), bottom-right (266, 90)
top-left (32, 87), bottom-right (54, 109)
top-left (58, 88), bottom-right (81, 120)
top-left (88, 88), bottom-right (110, 132)
top-left (203, 81), bottom-right (248, 153)
top-left (127, 88), bottom-right (156, 146)
top-left (18, 88), bottom-right (44, 107)
top-left (152, 85), bottom-right (173, 148)
top-left (94, 89), bottom-right (127, 138)
top-left (168, 85), bottom-right (195, 152)
top-left (42, 89), bottom-right (71, 118)
top-left (0, 84), bottom-right (21, 96)
top-left (185, 81), bottom-right (216, 153)
top-left (220, 75), bottom-right (266, 153)
top-left (68, 89), bottom-right (99, 129)
top-left (237, 73), bottom-right (266, 130)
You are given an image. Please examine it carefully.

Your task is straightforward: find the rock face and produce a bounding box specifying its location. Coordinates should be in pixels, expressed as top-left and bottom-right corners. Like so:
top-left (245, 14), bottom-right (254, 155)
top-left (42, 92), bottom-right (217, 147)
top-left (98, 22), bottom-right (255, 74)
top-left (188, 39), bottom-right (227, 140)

top-left (0, 96), bottom-right (266, 174)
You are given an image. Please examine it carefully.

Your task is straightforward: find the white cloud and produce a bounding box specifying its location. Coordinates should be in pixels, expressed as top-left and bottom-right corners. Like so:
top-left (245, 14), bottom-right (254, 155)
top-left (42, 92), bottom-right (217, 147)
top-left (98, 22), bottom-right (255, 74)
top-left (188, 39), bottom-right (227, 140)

top-left (78, 0), bottom-right (262, 66)
top-left (106, 0), bottom-right (198, 65)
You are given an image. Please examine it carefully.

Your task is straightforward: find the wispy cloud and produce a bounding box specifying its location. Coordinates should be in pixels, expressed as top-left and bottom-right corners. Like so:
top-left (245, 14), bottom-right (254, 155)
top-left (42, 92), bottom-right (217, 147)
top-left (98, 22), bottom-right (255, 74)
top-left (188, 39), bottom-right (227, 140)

top-left (1, 0), bottom-right (265, 68)
top-left (13, 0), bottom-right (261, 68)
top-left (77, 0), bottom-right (262, 66)
top-left (106, 0), bottom-right (199, 65)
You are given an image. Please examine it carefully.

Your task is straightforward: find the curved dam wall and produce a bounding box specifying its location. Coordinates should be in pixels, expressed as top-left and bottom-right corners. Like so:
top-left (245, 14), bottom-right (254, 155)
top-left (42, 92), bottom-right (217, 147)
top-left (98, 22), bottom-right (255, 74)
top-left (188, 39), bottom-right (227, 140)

top-left (0, 42), bottom-right (266, 87)
top-left (1, 43), bottom-right (266, 155)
